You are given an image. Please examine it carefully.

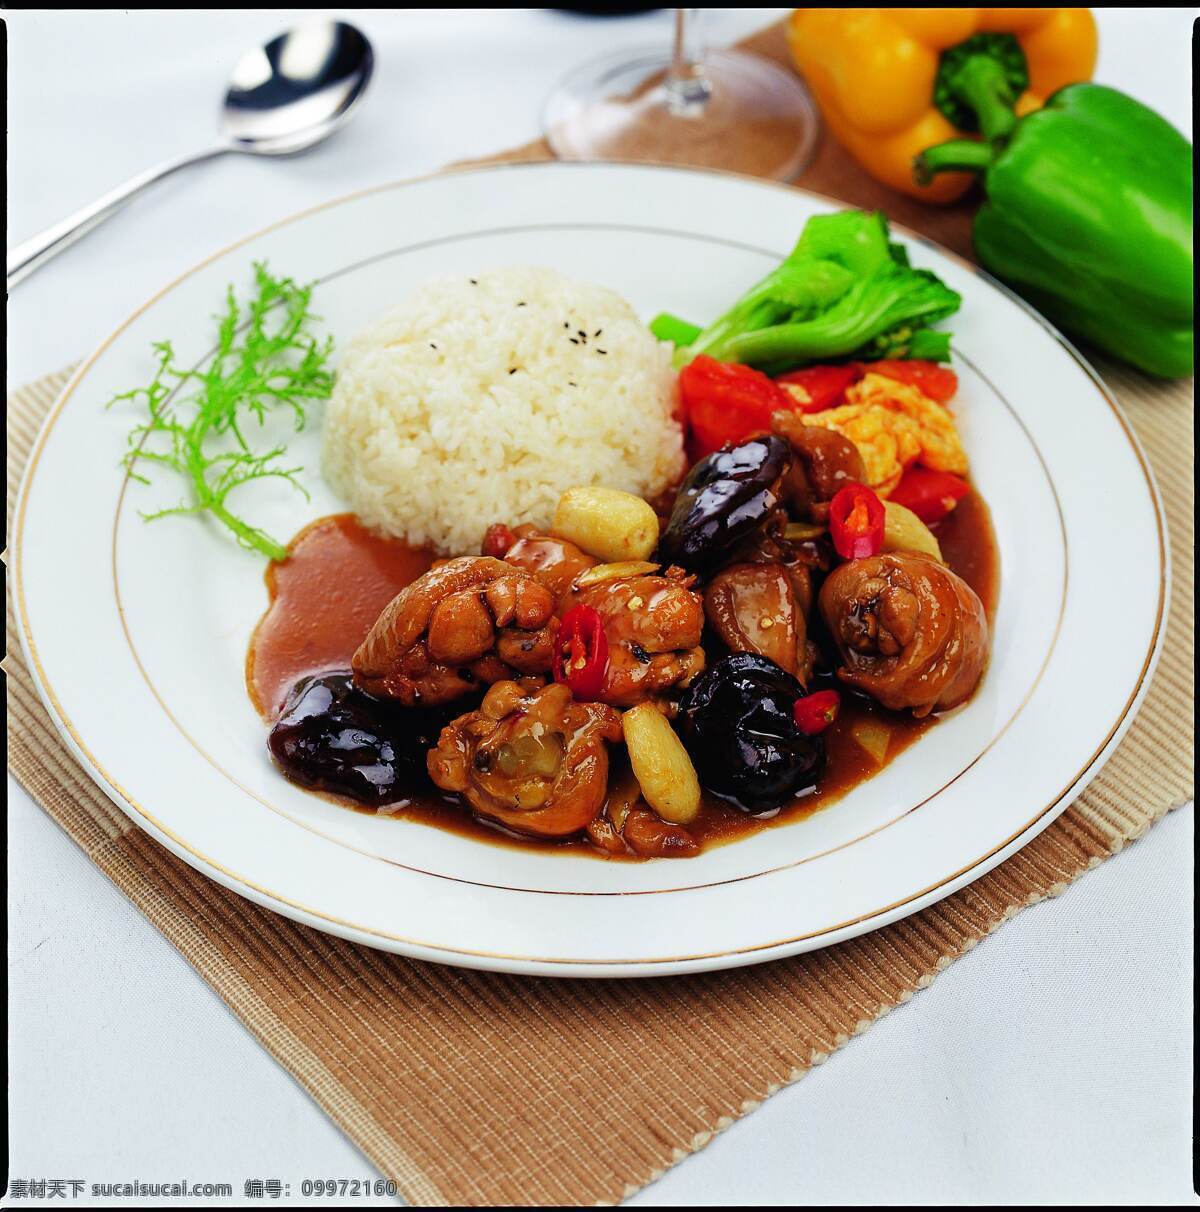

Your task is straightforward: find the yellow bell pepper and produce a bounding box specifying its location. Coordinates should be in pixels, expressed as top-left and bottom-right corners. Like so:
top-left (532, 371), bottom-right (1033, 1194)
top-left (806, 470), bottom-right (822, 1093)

top-left (787, 8), bottom-right (1098, 203)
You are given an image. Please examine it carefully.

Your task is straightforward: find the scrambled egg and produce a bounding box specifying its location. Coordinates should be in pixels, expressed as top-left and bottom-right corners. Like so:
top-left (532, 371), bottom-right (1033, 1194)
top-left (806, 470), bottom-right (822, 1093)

top-left (802, 372), bottom-right (968, 496)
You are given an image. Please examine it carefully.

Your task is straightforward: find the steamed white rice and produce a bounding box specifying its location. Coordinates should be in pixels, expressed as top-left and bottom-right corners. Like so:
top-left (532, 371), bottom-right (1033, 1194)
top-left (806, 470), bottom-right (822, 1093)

top-left (322, 267), bottom-right (685, 554)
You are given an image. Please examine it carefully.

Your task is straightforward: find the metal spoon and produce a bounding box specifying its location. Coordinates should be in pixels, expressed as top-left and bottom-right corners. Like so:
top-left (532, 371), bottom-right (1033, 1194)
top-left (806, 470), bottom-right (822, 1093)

top-left (7, 20), bottom-right (374, 290)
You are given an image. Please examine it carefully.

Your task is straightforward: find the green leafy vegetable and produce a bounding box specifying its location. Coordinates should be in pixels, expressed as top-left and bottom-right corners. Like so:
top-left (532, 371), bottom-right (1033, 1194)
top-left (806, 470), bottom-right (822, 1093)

top-left (723, 266), bottom-right (960, 365)
top-left (669, 210), bottom-right (960, 370)
top-left (649, 312), bottom-right (702, 347)
top-left (856, 324), bottom-right (952, 363)
top-left (108, 263), bottom-right (334, 561)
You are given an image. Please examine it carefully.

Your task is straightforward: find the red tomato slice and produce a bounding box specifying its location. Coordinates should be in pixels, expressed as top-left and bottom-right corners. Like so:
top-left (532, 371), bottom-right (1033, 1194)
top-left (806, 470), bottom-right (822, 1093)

top-left (890, 467), bottom-right (971, 523)
top-left (679, 355), bottom-right (792, 458)
top-left (775, 364), bottom-right (861, 412)
top-left (866, 359), bottom-right (958, 403)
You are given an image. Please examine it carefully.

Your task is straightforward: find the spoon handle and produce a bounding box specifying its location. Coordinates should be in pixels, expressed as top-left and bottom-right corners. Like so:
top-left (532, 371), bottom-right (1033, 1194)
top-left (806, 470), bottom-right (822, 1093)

top-left (7, 144), bottom-right (231, 290)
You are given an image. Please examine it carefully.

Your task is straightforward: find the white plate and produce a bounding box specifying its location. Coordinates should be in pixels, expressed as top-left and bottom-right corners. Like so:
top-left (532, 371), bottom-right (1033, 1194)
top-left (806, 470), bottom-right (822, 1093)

top-left (13, 163), bottom-right (1167, 977)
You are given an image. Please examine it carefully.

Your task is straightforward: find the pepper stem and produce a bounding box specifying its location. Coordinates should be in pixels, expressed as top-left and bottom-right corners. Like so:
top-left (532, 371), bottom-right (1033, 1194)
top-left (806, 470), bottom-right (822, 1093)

top-left (950, 53), bottom-right (1019, 142)
top-left (932, 32), bottom-right (1028, 141)
top-left (913, 138), bottom-right (996, 185)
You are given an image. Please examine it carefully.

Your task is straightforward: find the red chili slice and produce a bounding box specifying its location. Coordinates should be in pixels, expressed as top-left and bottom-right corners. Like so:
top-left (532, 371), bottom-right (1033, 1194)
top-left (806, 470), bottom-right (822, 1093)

top-left (890, 467), bottom-right (971, 524)
top-left (680, 355), bottom-right (793, 459)
top-left (482, 522), bottom-right (516, 558)
top-left (828, 482), bottom-right (886, 560)
top-left (552, 604), bottom-right (609, 700)
top-left (793, 690), bottom-right (841, 736)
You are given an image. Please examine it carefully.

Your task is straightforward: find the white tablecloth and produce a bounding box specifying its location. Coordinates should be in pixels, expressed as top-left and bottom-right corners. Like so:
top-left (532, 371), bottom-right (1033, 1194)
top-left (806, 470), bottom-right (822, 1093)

top-left (7, 9), bottom-right (1194, 1205)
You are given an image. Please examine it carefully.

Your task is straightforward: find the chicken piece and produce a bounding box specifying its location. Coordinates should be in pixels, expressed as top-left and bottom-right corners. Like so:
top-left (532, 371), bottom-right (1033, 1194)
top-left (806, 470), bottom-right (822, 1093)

top-left (427, 681), bottom-right (622, 837)
top-left (584, 814), bottom-right (628, 855)
top-left (819, 551), bottom-right (988, 717)
top-left (585, 809), bottom-right (699, 858)
top-left (725, 512), bottom-right (827, 621)
top-left (501, 524), bottom-right (598, 602)
top-left (725, 511), bottom-right (826, 680)
top-left (561, 567), bottom-right (706, 707)
top-left (705, 562), bottom-right (811, 684)
top-left (353, 556), bottom-right (556, 706)
top-left (771, 410), bottom-right (867, 511)
top-left (584, 762), bottom-right (699, 858)
top-left (800, 373), bottom-right (968, 497)
top-left (620, 806), bottom-right (699, 858)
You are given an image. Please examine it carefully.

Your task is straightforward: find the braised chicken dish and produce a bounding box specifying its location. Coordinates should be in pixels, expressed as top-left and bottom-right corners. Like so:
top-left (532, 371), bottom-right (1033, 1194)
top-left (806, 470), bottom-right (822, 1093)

top-left (255, 383), bottom-right (997, 860)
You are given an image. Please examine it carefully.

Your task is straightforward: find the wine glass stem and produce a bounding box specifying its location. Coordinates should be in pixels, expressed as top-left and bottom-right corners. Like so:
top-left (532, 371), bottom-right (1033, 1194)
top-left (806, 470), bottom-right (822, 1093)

top-left (665, 8), bottom-right (712, 115)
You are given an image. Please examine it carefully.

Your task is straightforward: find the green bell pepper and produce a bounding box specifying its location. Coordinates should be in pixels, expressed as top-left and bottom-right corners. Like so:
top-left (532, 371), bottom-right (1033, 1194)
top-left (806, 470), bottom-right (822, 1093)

top-left (917, 70), bottom-right (1193, 380)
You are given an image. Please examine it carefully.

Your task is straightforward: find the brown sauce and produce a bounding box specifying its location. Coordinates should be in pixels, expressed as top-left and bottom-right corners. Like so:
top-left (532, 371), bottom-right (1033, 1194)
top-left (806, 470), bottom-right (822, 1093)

top-left (248, 494), bottom-right (999, 857)
top-left (934, 489), bottom-right (999, 618)
top-left (246, 514), bottom-right (432, 719)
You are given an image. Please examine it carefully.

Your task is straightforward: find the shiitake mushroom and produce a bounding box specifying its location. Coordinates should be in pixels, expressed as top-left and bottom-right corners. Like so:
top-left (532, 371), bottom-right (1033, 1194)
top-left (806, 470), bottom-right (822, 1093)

top-left (658, 435), bottom-right (790, 572)
top-left (268, 671), bottom-right (464, 807)
top-left (678, 653), bottom-right (824, 813)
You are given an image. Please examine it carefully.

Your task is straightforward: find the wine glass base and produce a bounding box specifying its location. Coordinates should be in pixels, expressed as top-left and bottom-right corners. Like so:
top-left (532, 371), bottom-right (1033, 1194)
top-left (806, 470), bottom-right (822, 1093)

top-left (543, 48), bottom-right (820, 182)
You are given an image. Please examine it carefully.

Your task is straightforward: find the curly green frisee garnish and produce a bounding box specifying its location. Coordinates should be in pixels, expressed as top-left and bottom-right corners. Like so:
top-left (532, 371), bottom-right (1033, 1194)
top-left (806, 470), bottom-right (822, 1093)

top-left (107, 262), bottom-right (334, 561)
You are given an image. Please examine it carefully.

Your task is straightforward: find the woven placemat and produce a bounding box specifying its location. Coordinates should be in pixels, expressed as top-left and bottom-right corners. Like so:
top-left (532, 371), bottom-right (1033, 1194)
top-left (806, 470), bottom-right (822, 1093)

top-left (6, 19), bottom-right (1194, 1208)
